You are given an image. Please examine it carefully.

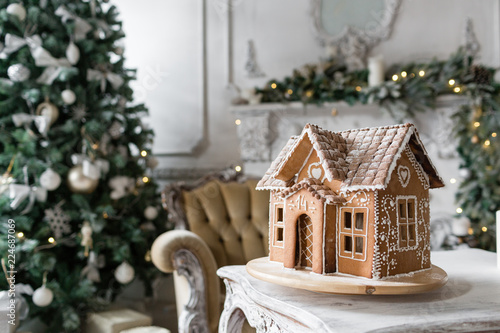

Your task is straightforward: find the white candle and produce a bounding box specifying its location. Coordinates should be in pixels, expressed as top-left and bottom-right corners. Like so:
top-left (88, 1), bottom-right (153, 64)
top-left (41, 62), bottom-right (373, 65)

top-left (497, 210), bottom-right (500, 269)
top-left (368, 56), bottom-right (385, 87)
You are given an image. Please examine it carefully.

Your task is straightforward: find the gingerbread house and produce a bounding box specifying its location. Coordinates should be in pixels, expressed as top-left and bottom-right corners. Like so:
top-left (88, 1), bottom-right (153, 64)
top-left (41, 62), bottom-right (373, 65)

top-left (256, 123), bottom-right (445, 279)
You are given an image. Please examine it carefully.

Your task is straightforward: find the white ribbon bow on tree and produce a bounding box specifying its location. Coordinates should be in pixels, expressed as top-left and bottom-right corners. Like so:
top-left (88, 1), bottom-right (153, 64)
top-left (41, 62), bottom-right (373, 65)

top-left (0, 33), bottom-right (42, 58)
top-left (55, 5), bottom-right (93, 41)
top-left (34, 48), bottom-right (73, 85)
top-left (9, 166), bottom-right (47, 214)
top-left (12, 113), bottom-right (51, 135)
top-left (0, 33), bottom-right (75, 85)
top-left (87, 69), bottom-right (124, 92)
top-left (71, 154), bottom-right (110, 180)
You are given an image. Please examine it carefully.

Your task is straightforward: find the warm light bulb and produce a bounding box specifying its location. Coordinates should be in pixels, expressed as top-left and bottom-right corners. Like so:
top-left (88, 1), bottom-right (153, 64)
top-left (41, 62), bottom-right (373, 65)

top-left (140, 150), bottom-right (148, 157)
top-left (287, 89), bottom-right (293, 95)
top-left (474, 122), bottom-right (480, 128)
top-left (142, 176), bottom-right (149, 183)
top-left (305, 90), bottom-right (313, 98)
top-left (103, 211), bottom-right (109, 219)
top-left (468, 227), bottom-right (474, 235)
top-left (17, 232), bottom-right (24, 238)
top-left (271, 83), bottom-right (277, 89)
top-left (401, 71), bottom-right (407, 78)
top-left (484, 139), bottom-right (491, 146)
top-left (418, 70), bottom-right (425, 77)
top-left (235, 165), bottom-right (242, 172)
top-left (92, 143), bottom-right (99, 150)
top-left (456, 207), bottom-right (463, 214)
top-left (492, 132), bottom-right (497, 137)
top-left (355, 86), bottom-right (362, 92)
top-left (481, 226), bottom-right (488, 232)
top-left (235, 119), bottom-right (241, 126)
top-left (453, 87), bottom-right (461, 93)
top-left (48, 237), bottom-right (55, 243)
top-left (449, 178), bottom-right (457, 184)
top-left (392, 74), bottom-right (399, 81)
top-left (448, 79), bottom-right (456, 86)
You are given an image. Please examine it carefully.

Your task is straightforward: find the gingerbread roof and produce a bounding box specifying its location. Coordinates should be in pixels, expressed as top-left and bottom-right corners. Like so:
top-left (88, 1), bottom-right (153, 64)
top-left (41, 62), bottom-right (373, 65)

top-left (277, 178), bottom-right (346, 204)
top-left (256, 123), bottom-right (444, 191)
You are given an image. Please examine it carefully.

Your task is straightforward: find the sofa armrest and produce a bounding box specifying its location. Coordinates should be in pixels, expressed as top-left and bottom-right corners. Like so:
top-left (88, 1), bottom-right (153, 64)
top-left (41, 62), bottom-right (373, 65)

top-left (151, 230), bottom-right (220, 333)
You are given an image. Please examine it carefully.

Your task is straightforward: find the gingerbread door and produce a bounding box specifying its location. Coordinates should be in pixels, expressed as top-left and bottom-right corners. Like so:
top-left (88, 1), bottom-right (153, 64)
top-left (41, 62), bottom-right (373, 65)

top-left (297, 214), bottom-right (313, 268)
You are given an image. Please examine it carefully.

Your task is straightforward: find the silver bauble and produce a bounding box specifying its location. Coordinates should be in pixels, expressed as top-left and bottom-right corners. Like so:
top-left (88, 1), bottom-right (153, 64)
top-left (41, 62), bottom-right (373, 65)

top-left (114, 261), bottom-right (135, 284)
top-left (459, 168), bottom-right (471, 179)
top-left (7, 64), bottom-right (30, 82)
top-left (32, 286), bottom-right (53, 307)
top-left (61, 89), bottom-right (76, 105)
top-left (6, 3), bottom-right (26, 21)
top-left (66, 42), bottom-right (80, 65)
top-left (67, 165), bottom-right (99, 194)
top-left (40, 168), bottom-right (62, 191)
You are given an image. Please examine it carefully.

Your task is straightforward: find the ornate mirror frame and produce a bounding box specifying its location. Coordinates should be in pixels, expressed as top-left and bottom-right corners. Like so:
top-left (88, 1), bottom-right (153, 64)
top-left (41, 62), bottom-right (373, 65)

top-left (311, 0), bottom-right (401, 69)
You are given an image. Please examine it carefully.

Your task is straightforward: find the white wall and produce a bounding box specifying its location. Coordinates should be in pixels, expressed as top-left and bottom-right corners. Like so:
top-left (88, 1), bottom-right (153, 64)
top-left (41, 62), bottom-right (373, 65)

top-left (118, 0), bottom-right (499, 213)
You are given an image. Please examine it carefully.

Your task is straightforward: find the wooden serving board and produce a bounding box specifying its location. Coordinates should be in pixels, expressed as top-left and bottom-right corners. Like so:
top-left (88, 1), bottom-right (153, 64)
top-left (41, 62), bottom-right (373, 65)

top-left (246, 257), bottom-right (447, 295)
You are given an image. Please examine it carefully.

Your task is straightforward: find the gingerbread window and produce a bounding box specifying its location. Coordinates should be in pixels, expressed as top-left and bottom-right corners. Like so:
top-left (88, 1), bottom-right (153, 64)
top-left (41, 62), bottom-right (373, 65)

top-left (339, 207), bottom-right (367, 260)
top-left (397, 196), bottom-right (417, 248)
top-left (273, 205), bottom-right (285, 247)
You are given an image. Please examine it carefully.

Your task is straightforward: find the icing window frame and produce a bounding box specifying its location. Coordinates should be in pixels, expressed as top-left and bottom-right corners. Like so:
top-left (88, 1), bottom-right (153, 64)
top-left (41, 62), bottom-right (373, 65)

top-left (273, 204), bottom-right (285, 248)
top-left (339, 207), bottom-right (368, 261)
top-left (397, 196), bottom-right (418, 249)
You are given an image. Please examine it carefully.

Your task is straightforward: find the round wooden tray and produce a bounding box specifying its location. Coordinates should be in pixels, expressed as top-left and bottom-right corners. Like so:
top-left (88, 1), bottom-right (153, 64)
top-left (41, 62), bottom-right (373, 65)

top-left (246, 257), bottom-right (448, 295)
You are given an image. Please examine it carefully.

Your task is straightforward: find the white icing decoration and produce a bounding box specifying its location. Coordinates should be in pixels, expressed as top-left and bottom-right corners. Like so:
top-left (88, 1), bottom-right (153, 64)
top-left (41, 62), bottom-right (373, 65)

top-left (339, 190), bottom-right (369, 207)
top-left (397, 165), bottom-right (411, 187)
top-left (372, 191), bottom-right (382, 279)
top-left (404, 146), bottom-right (430, 190)
top-left (307, 162), bottom-right (324, 180)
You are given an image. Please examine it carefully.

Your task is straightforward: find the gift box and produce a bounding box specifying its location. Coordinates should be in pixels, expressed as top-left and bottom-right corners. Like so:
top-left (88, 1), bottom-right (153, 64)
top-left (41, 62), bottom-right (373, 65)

top-left (85, 309), bottom-right (152, 333)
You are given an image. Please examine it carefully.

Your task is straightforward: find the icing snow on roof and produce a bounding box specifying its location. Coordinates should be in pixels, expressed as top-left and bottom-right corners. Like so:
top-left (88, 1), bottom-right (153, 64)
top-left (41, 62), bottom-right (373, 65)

top-left (256, 123), bottom-right (444, 191)
top-left (278, 178), bottom-right (346, 204)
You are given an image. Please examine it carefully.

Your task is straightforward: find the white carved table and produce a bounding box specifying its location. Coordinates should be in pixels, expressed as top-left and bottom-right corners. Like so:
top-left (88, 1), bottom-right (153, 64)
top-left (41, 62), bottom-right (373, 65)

top-left (217, 249), bottom-right (500, 333)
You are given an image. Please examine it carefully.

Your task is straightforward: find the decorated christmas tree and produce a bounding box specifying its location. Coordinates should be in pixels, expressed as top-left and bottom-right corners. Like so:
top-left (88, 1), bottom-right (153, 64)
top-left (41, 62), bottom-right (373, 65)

top-left (0, 0), bottom-right (167, 330)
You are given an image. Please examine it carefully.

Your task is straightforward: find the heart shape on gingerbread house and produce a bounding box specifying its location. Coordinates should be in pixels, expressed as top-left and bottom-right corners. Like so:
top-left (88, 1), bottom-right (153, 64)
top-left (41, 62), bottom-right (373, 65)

top-left (309, 164), bottom-right (323, 180)
top-left (397, 165), bottom-right (410, 187)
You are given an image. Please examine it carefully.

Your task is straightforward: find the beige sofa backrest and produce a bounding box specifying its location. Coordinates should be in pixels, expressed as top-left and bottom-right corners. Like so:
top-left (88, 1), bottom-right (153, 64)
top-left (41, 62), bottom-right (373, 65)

top-left (182, 179), bottom-right (269, 268)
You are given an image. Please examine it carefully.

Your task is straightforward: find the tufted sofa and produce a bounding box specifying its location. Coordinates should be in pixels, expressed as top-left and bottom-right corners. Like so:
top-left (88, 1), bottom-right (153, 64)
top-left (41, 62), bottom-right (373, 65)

top-left (151, 169), bottom-right (270, 333)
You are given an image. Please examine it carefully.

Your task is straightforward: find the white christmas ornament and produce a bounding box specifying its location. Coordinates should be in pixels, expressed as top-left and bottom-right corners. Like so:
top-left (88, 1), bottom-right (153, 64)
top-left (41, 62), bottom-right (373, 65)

top-left (66, 41), bottom-right (80, 65)
top-left (459, 168), bottom-right (471, 179)
top-left (8, 64), bottom-right (30, 82)
top-left (40, 168), bottom-right (61, 191)
top-left (61, 89), bottom-right (76, 105)
top-left (114, 261), bottom-right (135, 284)
top-left (144, 206), bottom-right (158, 220)
top-left (6, 3), bottom-right (26, 21)
top-left (45, 202), bottom-right (71, 239)
top-left (32, 286), bottom-right (53, 307)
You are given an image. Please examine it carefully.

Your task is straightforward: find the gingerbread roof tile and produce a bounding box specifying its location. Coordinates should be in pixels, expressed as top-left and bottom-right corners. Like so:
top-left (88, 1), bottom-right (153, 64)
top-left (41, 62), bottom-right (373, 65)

top-left (256, 123), bottom-right (444, 191)
top-left (278, 178), bottom-right (346, 205)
